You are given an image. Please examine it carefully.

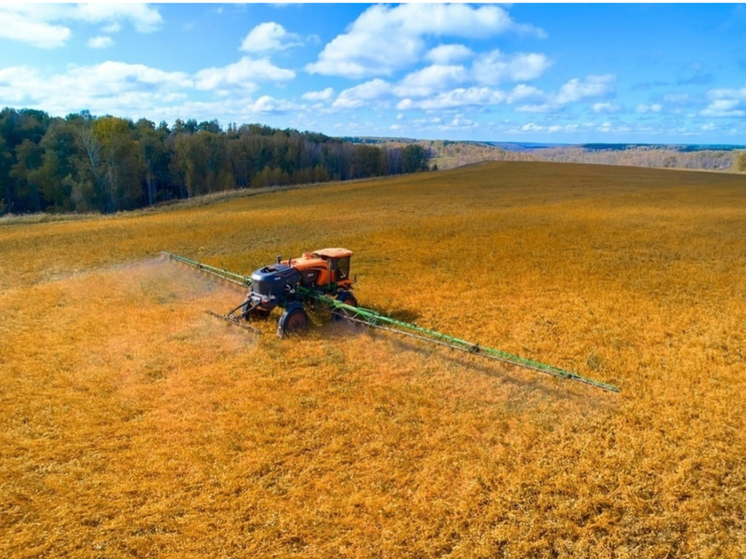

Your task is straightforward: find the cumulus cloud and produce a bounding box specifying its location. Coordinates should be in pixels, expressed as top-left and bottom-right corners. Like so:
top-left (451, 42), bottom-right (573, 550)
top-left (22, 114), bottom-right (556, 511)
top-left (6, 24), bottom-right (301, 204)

top-left (0, 62), bottom-right (191, 116)
top-left (707, 87), bottom-right (746, 100)
top-left (700, 87), bottom-right (746, 117)
top-left (240, 22), bottom-right (302, 53)
top-left (472, 50), bottom-right (551, 86)
top-left (326, 56), bottom-right (550, 112)
top-left (73, 4), bottom-right (163, 33)
top-left (0, 7), bottom-right (71, 48)
top-left (522, 123), bottom-right (564, 133)
top-left (0, 3), bottom-right (162, 48)
top-left (307, 4), bottom-right (544, 78)
top-left (301, 87), bottom-right (334, 102)
top-left (396, 64), bottom-right (470, 97)
top-left (397, 87), bottom-right (506, 110)
top-left (88, 36), bottom-right (114, 49)
top-left (442, 115), bottom-right (477, 129)
top-left (194, 57), bottom-right (295, 91)
top-left (426, 44), bottom-right (474, 64)
top-left (0, 59), bottom-right (310, 124)
top-left (392, 73), bottom-right (615, 113)
top-left (333, 79), bottom-right (394, 109)
top-left (700, 99), bottom-right (745, 117)
top-left (506, 84), bottom-right (545, 104)
top-left (250, 95), bottom-right (300, 114)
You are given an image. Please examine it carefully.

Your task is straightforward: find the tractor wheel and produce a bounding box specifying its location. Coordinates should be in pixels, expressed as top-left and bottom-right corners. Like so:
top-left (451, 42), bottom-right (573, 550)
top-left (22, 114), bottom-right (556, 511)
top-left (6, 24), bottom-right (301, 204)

top-left (333, 291), bottom-right (358, 321)
top-left (277, 307), bottom-right (309, 337)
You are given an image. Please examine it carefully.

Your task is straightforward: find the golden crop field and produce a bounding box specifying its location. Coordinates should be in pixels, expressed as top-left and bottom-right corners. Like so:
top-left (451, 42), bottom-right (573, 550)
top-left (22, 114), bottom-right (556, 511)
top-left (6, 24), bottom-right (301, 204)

top-left (1, 161), bottom-right (745, 558)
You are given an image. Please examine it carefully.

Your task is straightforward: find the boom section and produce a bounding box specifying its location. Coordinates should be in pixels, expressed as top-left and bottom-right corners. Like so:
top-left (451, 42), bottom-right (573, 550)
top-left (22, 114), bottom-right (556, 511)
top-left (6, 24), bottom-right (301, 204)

top-left (162, 252), bottom-right (250, 286)
top-left (299, 286), bottom-right (620, 394)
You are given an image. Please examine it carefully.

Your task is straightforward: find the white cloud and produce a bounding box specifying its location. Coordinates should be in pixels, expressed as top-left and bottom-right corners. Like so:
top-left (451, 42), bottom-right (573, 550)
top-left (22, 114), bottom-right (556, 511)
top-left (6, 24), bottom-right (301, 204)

top-left (592, 102), bottom-right (620, 113)
top-left (0, 8), bottom-right (71, 48)
top-left (700, 88), bottom-right (746, 117)
top-left (307, 4), bottom-right (544, 78)
top-left (520, 123), bottom-right (582, 134)
top-left (506, 84), bottom-right (545, 103)
top-left (240, 22), bottom-right (302, 53)
top-left (0, 62), bottom-right (191, 116)
top-left (395, 74), bottom-right (614, 113)
top-left (333, 79), bottom-right (394, 109)
top-left (522, 123), bottom-right (561, 133)
top-left (397, 87), bottom-right (506, 110)
top-left (426, 44), bottom-right (473, 64)
top-left (700, 99), bottom-right (745, 118)
top-left (250, 95), bottom-right (299, 114)
top-left (636, 103), bottom-right (662, 114)
top-left (554, 74), bottom-right (615, 104)
top-left (301, 87), bottom-right (334, 102)
top-left (0, 4), bottom-right (162, 48)
top-left (472, 50), bottom-right (551, 86)
top-left (72, 4), bottom-right (163, 33)
top-left (88, 36), bottom-right (114, 49)
top-left (396, 64), bottom-right (469, 97)
top-left (443, 115), bottom-right (477, 129)
top-left (707, 87), bottom-right (746, 101)
top-left (194, 57), bottom-right (295, 91)
top-left (516, 104), bottom-right (553, 113)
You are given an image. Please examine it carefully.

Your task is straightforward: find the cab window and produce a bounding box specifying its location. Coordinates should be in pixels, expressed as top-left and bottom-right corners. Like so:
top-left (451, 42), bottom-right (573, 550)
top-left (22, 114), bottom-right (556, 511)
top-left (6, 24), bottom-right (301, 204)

top-left (336, 256), bottom-right (350, 281)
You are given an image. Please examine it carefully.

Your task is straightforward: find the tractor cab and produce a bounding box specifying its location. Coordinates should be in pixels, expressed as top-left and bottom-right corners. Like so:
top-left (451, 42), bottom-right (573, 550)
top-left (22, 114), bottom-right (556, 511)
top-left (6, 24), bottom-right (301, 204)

top-left (285, 248), bottom-right (354, 290)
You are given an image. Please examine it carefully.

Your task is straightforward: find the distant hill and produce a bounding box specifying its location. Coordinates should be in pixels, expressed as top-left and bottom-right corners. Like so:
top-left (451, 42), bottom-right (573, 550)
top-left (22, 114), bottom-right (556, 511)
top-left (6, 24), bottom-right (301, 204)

top-left (347, 137), bottom-right (745, 173)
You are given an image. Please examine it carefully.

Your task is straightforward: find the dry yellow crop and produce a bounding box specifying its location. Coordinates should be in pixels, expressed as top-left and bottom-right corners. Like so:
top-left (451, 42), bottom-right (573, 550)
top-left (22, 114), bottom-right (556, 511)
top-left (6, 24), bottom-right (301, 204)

top-left (1, 161), bottom-right (745, 558)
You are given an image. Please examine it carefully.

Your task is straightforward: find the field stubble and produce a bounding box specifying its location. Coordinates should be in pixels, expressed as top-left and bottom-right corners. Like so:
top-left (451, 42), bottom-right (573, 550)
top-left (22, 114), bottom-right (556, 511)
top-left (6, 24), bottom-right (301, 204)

top-left (1, 162), bottom-right (745, 557)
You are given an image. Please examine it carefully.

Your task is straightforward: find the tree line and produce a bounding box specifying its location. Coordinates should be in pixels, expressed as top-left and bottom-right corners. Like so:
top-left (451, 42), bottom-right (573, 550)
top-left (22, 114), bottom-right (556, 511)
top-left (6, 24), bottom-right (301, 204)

top-left (0, 108), bottom-right (432, 215)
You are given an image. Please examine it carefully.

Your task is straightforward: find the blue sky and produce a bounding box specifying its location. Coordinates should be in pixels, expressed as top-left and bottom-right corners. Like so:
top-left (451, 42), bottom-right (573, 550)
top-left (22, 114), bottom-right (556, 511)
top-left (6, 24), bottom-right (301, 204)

top-left (1, 3), bottom-right (745, 144)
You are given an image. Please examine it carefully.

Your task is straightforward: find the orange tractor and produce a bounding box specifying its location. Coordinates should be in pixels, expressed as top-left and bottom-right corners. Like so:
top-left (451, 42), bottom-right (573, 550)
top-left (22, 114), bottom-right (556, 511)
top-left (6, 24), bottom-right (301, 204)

top-left (237, 248), bottom-right (358, 336)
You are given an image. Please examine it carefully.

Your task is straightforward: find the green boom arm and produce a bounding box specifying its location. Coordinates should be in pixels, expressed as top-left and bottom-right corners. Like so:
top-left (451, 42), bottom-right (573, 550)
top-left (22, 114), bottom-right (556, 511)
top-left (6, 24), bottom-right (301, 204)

top-left (299, 286), bottom-right (620, 394)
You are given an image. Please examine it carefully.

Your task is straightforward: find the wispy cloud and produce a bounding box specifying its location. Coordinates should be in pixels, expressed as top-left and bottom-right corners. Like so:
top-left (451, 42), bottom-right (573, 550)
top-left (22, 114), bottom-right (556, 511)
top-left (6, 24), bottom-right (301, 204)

top-left (636, 103), bottom-right (662, 114)
top-left (0, 4), bottom-right (162, 48)
top-left (88, 36), bottom-right (114, 49)
top-left (301, 88), bottom-right (334, 102)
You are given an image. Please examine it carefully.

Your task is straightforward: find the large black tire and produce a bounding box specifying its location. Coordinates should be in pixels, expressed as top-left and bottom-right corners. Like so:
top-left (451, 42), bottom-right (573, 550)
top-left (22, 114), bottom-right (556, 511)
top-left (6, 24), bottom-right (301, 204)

top-left (333, 291), bottom-right (358, 321)
top-left (277, 307), bottom-right (309, 337)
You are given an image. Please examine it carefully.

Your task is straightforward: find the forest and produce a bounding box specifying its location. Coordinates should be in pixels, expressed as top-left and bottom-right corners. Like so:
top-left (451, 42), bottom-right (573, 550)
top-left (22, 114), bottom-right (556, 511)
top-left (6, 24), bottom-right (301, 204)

top-left (0, 108), bottom-right (431, 215)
